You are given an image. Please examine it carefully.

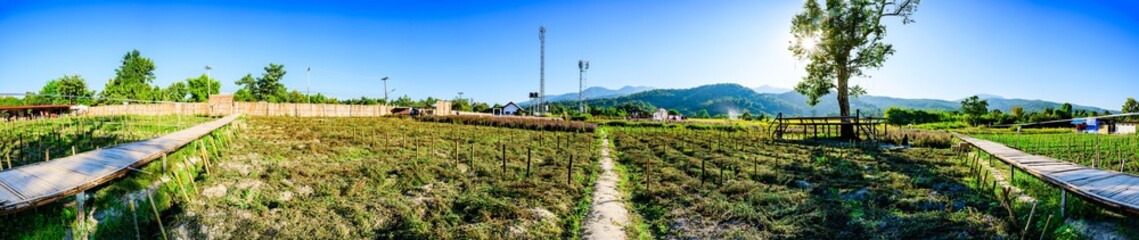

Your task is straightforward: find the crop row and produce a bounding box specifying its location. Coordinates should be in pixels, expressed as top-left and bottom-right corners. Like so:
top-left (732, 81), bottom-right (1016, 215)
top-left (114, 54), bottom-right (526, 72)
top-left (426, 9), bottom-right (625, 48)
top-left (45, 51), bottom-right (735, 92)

top-left (972, 133), bottom-right (1139, 174)
top-left (417, 115), bottom-right (597, 132)
top-left (0, 115), bottom-right (210, 169)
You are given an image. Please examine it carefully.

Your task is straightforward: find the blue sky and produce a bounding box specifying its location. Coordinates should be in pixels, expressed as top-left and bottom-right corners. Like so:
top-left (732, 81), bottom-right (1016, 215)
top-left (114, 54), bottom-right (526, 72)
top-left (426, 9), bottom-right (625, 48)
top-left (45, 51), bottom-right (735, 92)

top-left (1, 0), bottom-right (1137, 110)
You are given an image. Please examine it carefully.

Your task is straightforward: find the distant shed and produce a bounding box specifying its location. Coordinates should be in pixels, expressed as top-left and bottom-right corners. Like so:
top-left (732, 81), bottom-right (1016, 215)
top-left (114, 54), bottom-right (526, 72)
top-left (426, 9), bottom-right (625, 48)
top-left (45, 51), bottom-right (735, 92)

top-left (0, 104), bottom-right (74, 120)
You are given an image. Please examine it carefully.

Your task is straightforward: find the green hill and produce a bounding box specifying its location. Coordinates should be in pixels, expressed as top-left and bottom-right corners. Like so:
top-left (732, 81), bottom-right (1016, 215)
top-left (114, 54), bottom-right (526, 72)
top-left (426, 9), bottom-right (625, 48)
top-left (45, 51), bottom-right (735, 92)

top-left (567, 83), bottom-right (1113, 117)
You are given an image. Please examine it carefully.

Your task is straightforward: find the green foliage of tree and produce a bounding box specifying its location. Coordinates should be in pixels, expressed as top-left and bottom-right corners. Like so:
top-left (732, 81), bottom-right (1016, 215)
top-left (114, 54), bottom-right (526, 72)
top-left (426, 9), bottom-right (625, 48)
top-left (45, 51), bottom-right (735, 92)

top-left (696, 109), bottom-right (710, 118)
top-left (186, 74), bottom-right (220, 102)
top-left (1010, 106), bottom-right (1025, 119)
top-left (0, 96), bottom-right (23, 106)
top-left (883, 107), bottom-right (951, 125)
top-left (101, 49), bottom-right (158, 102)
top-left (1123, 98), bottom-right (1138, 120)
top-left (960, 95), bottom-right (988, 126)
top-left (741, 109), bottom-right (753, 120)
top-left (39, 75), bottom-right (94, 105)
top-left (472, 102), bottom-right (491, 112)
top-left (162, 81), bottom-right (188, 102)
top-left (789, 0), bottom-right (919, 137)
top-left (256, 63), bottom-right (288, 102)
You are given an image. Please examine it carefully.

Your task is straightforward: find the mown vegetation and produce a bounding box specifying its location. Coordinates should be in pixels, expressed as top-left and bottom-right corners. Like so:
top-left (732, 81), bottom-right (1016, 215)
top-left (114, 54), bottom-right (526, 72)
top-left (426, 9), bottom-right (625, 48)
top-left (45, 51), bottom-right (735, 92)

top-left (610, 126), bottom-right (1014, 239)
top-left (0, 115), bottom-right (210, 169)
top-left (175, 116), bottom-right (599, 239)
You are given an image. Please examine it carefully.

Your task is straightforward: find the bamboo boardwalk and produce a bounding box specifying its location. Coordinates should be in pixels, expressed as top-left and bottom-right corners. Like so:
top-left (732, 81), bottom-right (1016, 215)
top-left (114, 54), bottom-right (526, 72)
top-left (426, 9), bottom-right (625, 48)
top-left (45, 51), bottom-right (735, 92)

top-left (956, 133), bottom-right (1139, 216)
top-left (0, 114), bottom-right (240, 215)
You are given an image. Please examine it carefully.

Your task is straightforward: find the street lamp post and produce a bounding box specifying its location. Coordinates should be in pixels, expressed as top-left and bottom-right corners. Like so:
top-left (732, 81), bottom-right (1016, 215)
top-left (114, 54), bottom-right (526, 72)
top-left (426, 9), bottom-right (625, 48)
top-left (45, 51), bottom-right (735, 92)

top-left (306, 67), bottom-right (311, 104)
top-left (458, 92), bottom-right (464, 111)
top-left (205, 65), bottom-right (212, 97)
top-left (382, 76), bottom-right (390, 104)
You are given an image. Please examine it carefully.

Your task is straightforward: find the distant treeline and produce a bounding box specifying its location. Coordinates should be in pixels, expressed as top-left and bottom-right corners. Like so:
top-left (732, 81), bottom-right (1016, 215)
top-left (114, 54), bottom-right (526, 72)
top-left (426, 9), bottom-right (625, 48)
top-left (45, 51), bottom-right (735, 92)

top-left (1, 50), bottom-right (501, 111)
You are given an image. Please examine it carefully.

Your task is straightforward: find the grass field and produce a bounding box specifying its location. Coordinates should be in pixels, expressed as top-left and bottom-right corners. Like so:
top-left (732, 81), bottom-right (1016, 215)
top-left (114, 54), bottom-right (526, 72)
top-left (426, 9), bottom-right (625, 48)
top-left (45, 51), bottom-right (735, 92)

top-left (173, 116), bottom-right (599, 239)
top-left (0, 115), bottom-right (210, 169)
top-left (609, 126), bottom-right (1013, 239)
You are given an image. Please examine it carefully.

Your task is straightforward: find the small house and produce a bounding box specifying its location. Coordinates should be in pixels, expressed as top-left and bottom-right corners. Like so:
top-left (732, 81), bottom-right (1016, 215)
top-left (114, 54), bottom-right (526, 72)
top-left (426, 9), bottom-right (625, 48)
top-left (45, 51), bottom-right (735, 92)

top-left (1118, 122), bottom-right (1137, 134)
top-left (501, 102), bottom-right (522, 116)
top-left (652, 108), bottom-right (668, 121)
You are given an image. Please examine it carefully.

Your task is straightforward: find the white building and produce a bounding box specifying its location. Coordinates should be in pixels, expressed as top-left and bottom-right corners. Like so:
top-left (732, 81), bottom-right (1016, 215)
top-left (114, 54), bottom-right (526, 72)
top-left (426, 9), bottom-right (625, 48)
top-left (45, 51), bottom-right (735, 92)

top-left (652, 108), bottom-right (668, 121)
top-left (501, 102), bottom-right (522, 116)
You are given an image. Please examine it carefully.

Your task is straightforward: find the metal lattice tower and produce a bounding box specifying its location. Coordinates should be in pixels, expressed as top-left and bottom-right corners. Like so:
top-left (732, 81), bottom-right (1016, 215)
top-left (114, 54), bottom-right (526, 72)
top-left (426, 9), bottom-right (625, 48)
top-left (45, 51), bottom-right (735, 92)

top-left (539, 25), bottom-right (546, 115)
top-left (578, 59), bottom-right (589, 113)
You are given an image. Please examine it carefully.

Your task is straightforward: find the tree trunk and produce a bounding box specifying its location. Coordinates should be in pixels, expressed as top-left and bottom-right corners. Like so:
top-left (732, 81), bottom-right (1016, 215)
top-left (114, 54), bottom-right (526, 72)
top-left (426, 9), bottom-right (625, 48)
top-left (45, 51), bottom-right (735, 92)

top-left (837, 68), bottom-right (855, 140)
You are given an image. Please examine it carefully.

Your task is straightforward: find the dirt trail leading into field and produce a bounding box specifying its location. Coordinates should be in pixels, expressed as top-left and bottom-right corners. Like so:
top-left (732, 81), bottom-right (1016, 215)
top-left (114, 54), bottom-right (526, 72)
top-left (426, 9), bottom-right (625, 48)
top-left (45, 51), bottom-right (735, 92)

top-left (583, 135), bottom-right (630, 240)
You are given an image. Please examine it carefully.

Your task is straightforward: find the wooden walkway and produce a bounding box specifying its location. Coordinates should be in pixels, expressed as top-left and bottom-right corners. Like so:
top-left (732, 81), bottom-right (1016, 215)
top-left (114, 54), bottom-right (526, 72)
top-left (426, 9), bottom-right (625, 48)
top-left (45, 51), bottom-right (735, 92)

top-left (0, 114), bottom-right (240, 215)
top-left (956, 133), bottom-right (1139, 216)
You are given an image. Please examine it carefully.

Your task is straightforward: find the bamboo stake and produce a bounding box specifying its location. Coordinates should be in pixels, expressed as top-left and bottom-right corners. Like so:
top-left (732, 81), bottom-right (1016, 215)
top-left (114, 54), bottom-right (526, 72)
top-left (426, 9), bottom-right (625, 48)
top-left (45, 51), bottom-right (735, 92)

top-left (1021, 201), bottom-right (1037, 240)
top-left (129, 196), bottom-right (141, 240)
top-left (146, 192), bottom-right (169, 240)
top-left (1039, 214), bottom-right (1053, 240)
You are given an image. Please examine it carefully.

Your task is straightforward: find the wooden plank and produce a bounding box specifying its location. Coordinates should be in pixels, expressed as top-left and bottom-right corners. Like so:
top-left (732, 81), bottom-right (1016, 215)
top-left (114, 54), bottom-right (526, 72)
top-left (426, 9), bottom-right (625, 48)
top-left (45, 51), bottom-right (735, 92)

top-left (1069, 173), bottom-right (1124, 186)
top-left (0, 169), bottom-right (63, 198)
top-left (0, 180), bottom-right (25, 201)
top-left (1053, 169), bottom-right (1111, 182)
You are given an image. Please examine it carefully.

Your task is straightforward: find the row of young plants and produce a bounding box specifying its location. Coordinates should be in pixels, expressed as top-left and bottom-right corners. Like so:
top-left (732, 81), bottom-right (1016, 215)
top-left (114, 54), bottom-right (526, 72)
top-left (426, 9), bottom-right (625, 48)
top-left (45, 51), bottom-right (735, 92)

top-left (972, 132), bottom-right (1139, 174)
top-left (174, 116), bottom-right (600, 239)
top-left (0, 115), bottom-right (210, 169)
top-left (417, 115), bottom-right (598, 132)
top-left (609, 126), bottom-right (1015, 239)
top-left (1, 120), bottom-right (235, 239)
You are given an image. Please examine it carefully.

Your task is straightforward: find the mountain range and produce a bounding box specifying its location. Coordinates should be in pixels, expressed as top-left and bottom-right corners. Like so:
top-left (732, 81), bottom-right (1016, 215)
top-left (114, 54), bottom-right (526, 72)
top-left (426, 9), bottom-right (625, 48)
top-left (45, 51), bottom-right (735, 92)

top-left (519, 86), bottom-right (653, 105)
top-left (534, 83), bottom-right (1114, 117)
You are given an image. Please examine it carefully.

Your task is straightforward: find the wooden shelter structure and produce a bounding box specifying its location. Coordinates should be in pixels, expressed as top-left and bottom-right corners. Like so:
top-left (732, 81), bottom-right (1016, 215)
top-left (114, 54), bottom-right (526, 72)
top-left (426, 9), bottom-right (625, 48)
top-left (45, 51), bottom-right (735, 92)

top-left (772, 109), bottom-right (887, 141)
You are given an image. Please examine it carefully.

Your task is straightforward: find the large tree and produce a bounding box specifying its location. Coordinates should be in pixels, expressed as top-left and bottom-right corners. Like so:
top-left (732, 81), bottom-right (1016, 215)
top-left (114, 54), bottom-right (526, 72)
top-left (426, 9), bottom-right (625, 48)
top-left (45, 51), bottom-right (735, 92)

top-left (1124, 98), bottom-right (1138, 120)
top-left (102, 49), bottom-right (158, 102)
top-left (789, 0), bottom-right (919, 138)
top-left (186, 74), bottom-right (221, 102)
top-left (961, 95), bottom-right (988, 126)
top-left (256, 63), bottom-right (288, 102)
top-left (40, 75), bottom-right (94, 105)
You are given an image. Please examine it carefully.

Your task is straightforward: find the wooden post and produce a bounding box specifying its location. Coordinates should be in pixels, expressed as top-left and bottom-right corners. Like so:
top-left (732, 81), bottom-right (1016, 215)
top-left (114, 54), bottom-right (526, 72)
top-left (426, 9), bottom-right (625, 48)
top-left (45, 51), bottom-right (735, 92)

top-left (501, 143), bottom-right (506, 180)
top-left (567, 154), bottom-right (573, 185)
top-left (146, 192), bottom-right (169, 240)
top-left (701, 156), bottom-right (706, 187)
top-left (1060, 191), bottom-right (1066, 217)
top-left (526, 147), bottom-right (532, 179)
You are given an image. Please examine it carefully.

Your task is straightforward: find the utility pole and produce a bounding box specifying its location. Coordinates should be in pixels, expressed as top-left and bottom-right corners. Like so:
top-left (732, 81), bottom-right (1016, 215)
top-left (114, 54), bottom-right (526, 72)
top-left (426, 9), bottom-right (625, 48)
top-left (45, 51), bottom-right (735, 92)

top-left (578, 59), bottom-right (589, 113)
top-left (539, 25), bottom-right (546, 116)
top-left (382, 76), bottom-right (390, 104)
top-left (458, 92), bottom-right (464, 111)
top-left (306, 67), bottom-right (311, 104)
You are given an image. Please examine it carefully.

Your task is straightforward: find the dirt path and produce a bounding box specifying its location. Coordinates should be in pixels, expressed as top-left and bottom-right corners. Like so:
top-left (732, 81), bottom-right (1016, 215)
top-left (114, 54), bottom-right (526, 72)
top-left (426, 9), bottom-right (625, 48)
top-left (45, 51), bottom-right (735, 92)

top-left (583, 135), bottom-right (631, 240)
